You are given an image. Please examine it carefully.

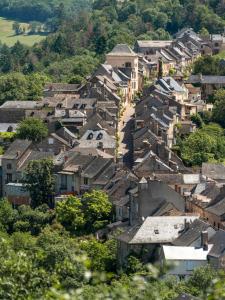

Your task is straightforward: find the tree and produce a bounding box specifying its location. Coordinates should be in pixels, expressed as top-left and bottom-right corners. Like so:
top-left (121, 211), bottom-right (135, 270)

top-left (12, 22), bottom-right (21, 35)
top-left (27, 73), bottom-right (49, 100)
top-left (181, 130), bottom-right (217, 166)
top-left (80, 238), bottom-right (117, 272)
top-left (181, 124), bottom-right (225, 166)
top-left (82, 190), bottom-right (112, 231)
top-left (0, 199), bottom-right (17, 233)
top-left (199, 27), bottom-right (210, 38)
top-left (13, 204), bottom-right (54, 235)
top-left (16, 117), bottom-right (48, 143)
top-left (68, 75), bottom-right (84, 84)
top-left (190, 114), bottom-right (204, 128)
top-left (0, 73), bottom-right (28, 103)
top-left (23, 159), bottom-right (55, 208)
top-left (212, 97), bottom-right (225, 128)
top-left (56, 196), bottom-right (85, 233)
top-left (212, 91), bottom-right (225, 128)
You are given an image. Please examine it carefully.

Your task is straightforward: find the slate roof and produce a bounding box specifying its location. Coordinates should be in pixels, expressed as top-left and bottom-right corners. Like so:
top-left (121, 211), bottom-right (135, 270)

top-left (135, 180), bottom-right (185, 217)
top-left (107, 44), bottom-right (137, 56)
top-left (100, 64), bottom-right (123, 83)
top-left (136, 40), bottom-right (172, 48)
top-left (153, 202), bottom-right (184, 216)
top-left (62, 153), bottom-right (94, 173)
top-left (93, 163), bottom-right (116, 185)
top-left (188, 75), bottom-right (225, 84)
top-left (79, 129), bottom-right (115, 149)
top-left (79, 113), bottom-right (116, 137)
top-left (17, 151), bottom-right (53, 171)
top-left (73, 147), bottom-right (113, 159)
top-left (117, 216), bottom-right (198, 244)
top-left (0, 101), bottom-right (41, 109)
top-left (0, 123), bottom-right (18, 132)
top-left (158, 77), bottom-right (185, 93)
top-left (3, 139), bottom-right (32, 159)
top-left (81, 157), bottom-right (112, 179)
top-left (202, 163), bottom-right (225, 181)
top-left (44, 83), bottom-right (81, 92)
top-left (174, 293), bottom-right (200, 300)
top-left (155, 174), bottom-right (201, 185)
top-left (206, 197), bottom-right (225, 216)
top-left (208, 230), bottom-right (225, 258)
top-left (173, 219), bottom-right (214, 246)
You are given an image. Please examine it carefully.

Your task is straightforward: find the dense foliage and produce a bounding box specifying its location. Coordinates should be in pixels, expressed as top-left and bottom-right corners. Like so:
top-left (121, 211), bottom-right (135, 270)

top-left (23, 159), bottom-right (55, 208)
top-left (0, 197), bottom-right (223, 300)
top-left (0, 0), bottom-right (91, 22)
top-left (212, 89), bottom-right (225, 127)
top-left (0, 0), bottom-right (225, 89)
top-left (193, 55), bottom-right (225, 76)
top-left (0, 71), bottom-right (48, 103)
top-left (56, 191), bottom-right (112, 234)
top-left (16, 117), bottom-right (48, 142)
top-left (179, 123), bottom-right (225, 166)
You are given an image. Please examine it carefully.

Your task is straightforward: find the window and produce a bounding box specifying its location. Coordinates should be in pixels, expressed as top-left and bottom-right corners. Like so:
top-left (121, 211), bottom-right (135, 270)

top-left (186, 261), bottom-right (194, 271)
top-left (6, 173), bottom-right (12, 183)
top-left (61, 174), bottom-right (67, 190)
top-left (154, 229), bottom-right (159, 234)
top-left (132, 72), bottom-right (136, 79)
top-left (84, 177), bottom-right (89, 185)
top-left (125, 62), bottom-right (131, 68)
top-left (132, 82), bottom-right (136, 89)
top-left (7, 164), bottom-right (12, 170)
top-left (48, 138), bottom-right (54, 145)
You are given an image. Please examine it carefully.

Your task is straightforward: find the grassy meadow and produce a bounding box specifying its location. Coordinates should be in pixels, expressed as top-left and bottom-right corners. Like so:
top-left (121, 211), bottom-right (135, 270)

top-left (0, 17), bottom-right (47, 47)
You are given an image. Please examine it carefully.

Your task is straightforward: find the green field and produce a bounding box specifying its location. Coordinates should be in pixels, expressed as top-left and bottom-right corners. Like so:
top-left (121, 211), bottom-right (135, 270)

top-left (0, 17), bottom-right (47, 47)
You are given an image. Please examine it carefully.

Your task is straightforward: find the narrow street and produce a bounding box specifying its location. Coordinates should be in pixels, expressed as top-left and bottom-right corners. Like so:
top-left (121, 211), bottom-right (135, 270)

top-left (118, 103), bottom-right (135, 169)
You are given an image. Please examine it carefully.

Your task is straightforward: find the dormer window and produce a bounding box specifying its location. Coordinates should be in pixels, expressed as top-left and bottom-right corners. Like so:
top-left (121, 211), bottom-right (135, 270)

top-left (87, 133), bottom-right (93, 140)
top-left (48, 138), bottom-right (54, 145)
top-left (125, 62), bottom-right (132, 68)
top-left (96, 133), bottom-right (103, 140)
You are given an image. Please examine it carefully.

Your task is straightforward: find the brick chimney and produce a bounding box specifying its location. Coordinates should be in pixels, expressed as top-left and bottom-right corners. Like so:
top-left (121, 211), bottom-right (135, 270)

top-left (201, 231), bottom-right (208, 251)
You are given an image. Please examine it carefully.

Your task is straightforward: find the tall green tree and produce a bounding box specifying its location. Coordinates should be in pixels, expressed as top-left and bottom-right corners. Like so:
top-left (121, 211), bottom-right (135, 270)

top-left (56, 196), bottom-right (85, 233)
top-left (23, 159), bottom-right (55, 208)
top-left (16, 117), bottom-right (48, 143)
top-left (82, 190), bottom-right (112, 231)
top-left (212, 90), bottom-right (225, 128)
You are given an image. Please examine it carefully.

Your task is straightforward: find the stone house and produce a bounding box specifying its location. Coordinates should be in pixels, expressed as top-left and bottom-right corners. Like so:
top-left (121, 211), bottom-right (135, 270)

top-left (187, 75), bottom-right (225, 100)
top-left (78, 129), bottom-right (116, 158)
top-left (117, 215), bottom-right (198, 266)
top-left (160, 243), bottom-right (213, 278)
top-left (106, 44), bottom-right (139, 98)
top-left (127, 178), bottom-right (185, 226)
top-left (94, 64), bottom-right (133, 105)
top-left (44, 83), bottom-right (82, 97)
top-left (208, 230), bottom-right (225, 269)
top-left (186, 182), bottom-right (225, 229)
top-left (156, 77), bottom-right (189, 103)
top-left (1, 139), bottom-right (54, 204)
top-left (55, 150), bottom-right (115, 195)
top-left (134, 40), bottom-right (173, 55)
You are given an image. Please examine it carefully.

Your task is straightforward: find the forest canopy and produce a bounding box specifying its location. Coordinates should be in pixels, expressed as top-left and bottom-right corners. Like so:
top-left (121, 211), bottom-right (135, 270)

top-left (0, 0), bottom-right (91, 22)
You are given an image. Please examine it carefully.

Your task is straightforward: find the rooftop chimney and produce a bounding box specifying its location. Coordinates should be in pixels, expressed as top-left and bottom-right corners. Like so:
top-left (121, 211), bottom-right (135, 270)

top-left (201, 231), bottom-right (208, 251)
top-left (138, 177), bottom-right (148, 191)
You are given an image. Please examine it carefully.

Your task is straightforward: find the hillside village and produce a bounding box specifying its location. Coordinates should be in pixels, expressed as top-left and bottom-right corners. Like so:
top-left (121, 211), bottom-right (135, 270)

top-left (2, 27), bottom-right (225, 286)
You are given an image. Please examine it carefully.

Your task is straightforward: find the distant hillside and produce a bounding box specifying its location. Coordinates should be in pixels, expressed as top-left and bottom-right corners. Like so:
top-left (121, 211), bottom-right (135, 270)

top-left (0, 0), bottom-right (91, 22)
